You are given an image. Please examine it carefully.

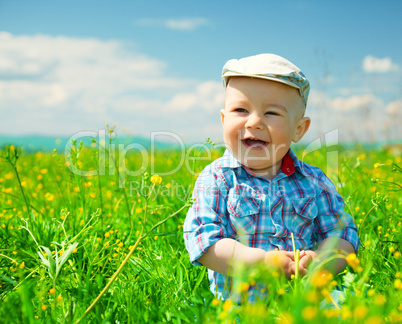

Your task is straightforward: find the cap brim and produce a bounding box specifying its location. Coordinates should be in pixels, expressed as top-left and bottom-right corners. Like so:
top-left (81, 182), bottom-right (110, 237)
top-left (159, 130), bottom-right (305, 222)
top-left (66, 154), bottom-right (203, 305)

top-left (222, 72), bottom-right (300, 90)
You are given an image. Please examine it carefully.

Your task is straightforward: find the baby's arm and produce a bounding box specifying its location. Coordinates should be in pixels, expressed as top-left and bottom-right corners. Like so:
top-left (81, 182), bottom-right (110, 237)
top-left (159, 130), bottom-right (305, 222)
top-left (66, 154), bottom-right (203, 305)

top-left (299, 237), bottom-right (355, 274)
top-left (198, 238), bottom-right (307, 278)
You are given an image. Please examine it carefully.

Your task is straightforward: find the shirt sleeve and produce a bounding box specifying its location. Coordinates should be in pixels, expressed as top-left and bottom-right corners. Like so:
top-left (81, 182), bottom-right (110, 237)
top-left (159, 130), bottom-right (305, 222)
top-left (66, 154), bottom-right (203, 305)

top-left (313, 174), bottom-right (360, 254)
top-left (183, 165), bottom-right (229, 266)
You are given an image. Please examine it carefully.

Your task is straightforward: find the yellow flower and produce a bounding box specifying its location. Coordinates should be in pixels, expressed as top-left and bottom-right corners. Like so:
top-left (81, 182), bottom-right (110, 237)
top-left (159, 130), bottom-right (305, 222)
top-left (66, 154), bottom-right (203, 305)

top-left (301, 305), bottom-right (317, 320)
top-left (374, 163), bottom-right (380, 168)
top-left (45, 193), bottom-right (55, 201)
top-left (278, 288), bottom-right (286, 295)
top-left (150, 175), bottom-right (162, 185)
top-left (72, 248), bottom-right (78, 253)
top-left (19, 261), bottom-right (25, 269)
top-left (311, 270), bottom-right (333, 288)
top-left (41, 304), bottom-right (47, 311)
top-left (238, 282), bottom-right (250, 293)
top-left (222, 299), bottom-right (232, 312)
top-left (346, 253), bottom-right (361, 271)
top-left (355, 206), bottom-right (360, 212)
top-left (211, 298), bottom-right (220, 306)
top-left (340, 306), bottom-right (352, 320)
top-left (323, 309), bottom-right (339, 318)
top-left (56, 295), bottom-right (63, 304)
top-left (353, 305), bottom-right (368, 319)
top-left (104, 232), bottom-right (110, 238)
top-left (118, 242), bottom-right (123, 248)
top-left (394, 279), bottom-right (402, 289)
top-left (394, 251), bottom-right (401, 258)
top-left (373, 294), bottom-right (386, 306)
top-left (49, 288), bottom-right (56, 294)
top-left (4, 173), bottom-right (13, 180)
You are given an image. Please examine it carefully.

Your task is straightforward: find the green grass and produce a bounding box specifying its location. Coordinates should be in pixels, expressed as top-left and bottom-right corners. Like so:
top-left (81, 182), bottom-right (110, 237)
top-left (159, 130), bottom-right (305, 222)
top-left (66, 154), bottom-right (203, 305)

top-left (0, 140), bottom-right (401, 323)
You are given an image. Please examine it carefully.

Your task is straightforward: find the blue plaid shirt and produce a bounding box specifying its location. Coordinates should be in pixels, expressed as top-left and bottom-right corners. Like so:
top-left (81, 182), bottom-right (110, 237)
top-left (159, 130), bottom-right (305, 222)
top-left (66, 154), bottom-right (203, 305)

top-left (183, 149), bottom-right (359, 301)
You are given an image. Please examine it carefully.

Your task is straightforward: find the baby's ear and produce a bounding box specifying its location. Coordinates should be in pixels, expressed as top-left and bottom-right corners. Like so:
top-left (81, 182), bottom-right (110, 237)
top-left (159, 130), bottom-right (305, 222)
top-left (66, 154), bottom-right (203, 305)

top-left (292, 117), bottom-right (311, 143)
top-left (220, 109), bottom-right (226, 125)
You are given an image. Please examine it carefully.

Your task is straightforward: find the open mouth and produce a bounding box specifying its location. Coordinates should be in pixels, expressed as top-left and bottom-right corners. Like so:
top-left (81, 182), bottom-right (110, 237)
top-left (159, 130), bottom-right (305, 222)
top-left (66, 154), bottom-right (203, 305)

top-left (242, 138), bottom-right (268, 149)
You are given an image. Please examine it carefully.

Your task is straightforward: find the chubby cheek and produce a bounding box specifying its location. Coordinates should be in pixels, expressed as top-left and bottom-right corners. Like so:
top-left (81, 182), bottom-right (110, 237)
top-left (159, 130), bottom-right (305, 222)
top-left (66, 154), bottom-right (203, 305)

top-left (270, 123), bottom-right (293, 141)
top-left (224, 130), bottom-right (240, 153)
top-left (224, 121), bottom-right (242, 141)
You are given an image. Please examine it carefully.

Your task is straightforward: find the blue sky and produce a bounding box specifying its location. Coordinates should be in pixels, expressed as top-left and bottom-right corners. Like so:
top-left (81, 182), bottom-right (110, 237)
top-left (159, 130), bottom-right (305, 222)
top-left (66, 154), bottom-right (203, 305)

top-left (0, 0), bottom-right (401, 144)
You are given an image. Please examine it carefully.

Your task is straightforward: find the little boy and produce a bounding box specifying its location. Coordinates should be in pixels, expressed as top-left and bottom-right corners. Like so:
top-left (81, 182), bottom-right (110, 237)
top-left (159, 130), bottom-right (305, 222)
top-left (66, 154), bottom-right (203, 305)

top-left (183, 53), bottom-right (360, 301)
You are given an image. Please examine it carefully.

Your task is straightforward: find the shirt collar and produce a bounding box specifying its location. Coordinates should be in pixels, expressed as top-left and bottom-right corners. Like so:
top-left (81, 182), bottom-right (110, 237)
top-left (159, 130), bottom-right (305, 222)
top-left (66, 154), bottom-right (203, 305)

top-left (220, 148), bottom-right (308, 178)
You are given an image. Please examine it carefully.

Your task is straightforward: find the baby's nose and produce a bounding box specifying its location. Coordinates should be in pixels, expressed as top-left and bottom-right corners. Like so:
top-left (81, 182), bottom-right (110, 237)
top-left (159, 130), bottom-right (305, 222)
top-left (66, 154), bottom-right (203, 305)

top-left (245, 112), bottom-right (264, 129)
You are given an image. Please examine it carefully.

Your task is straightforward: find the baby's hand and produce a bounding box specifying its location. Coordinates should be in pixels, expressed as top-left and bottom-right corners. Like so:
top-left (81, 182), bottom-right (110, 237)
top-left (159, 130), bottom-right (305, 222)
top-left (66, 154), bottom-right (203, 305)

top-left (265, 250), bottom-right (308, 279)
top-left (299, 250), bottom-right (319, 270)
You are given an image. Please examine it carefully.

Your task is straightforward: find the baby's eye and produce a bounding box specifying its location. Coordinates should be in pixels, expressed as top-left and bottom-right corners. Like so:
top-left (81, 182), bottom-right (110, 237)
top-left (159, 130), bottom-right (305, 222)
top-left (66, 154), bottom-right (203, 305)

top-left (265, 111), bottom-right (280, 116)
top-left (234, 108), bottom-right (248, 113)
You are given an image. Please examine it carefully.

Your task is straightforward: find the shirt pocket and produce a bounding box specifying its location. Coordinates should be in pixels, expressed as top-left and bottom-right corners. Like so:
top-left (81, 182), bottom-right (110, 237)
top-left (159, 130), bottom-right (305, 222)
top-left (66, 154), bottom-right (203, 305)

top-left (227, 194), bottom-right (260, 235)
top-left (286, 197), bottom-right (318, 238)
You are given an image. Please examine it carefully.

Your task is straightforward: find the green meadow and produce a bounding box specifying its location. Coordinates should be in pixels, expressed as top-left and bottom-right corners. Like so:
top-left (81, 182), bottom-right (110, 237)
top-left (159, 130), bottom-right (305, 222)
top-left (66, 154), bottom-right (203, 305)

top-left (0, 135), bottom-right (401, 323)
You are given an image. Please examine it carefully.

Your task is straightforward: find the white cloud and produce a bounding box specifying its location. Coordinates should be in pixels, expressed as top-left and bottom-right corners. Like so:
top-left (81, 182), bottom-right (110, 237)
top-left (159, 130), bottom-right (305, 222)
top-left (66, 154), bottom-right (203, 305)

top-left (136, 18), bottom-right (209, 31)
top-left (362, 55), bottom-right (399, 73)
top-left (305, 90), bottom-right (402, 142)
top-left (307, 90), bottom-right (328, 108)
top-left (166, 81), bottom-right (224, 112)
top-left (308, 91), bottom-right (383, 112)
top-left (386, 99), bottom-right (402, 115)
top-left (0, 32), bottom-right (222, 141)
top-left (330, 94), bottom-right (383, 111)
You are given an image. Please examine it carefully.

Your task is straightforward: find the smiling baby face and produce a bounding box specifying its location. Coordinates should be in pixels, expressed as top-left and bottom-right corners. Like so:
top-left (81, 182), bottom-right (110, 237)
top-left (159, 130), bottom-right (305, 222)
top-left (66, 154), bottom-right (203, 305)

top-left (221, 76), bottom-right (310, 179)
